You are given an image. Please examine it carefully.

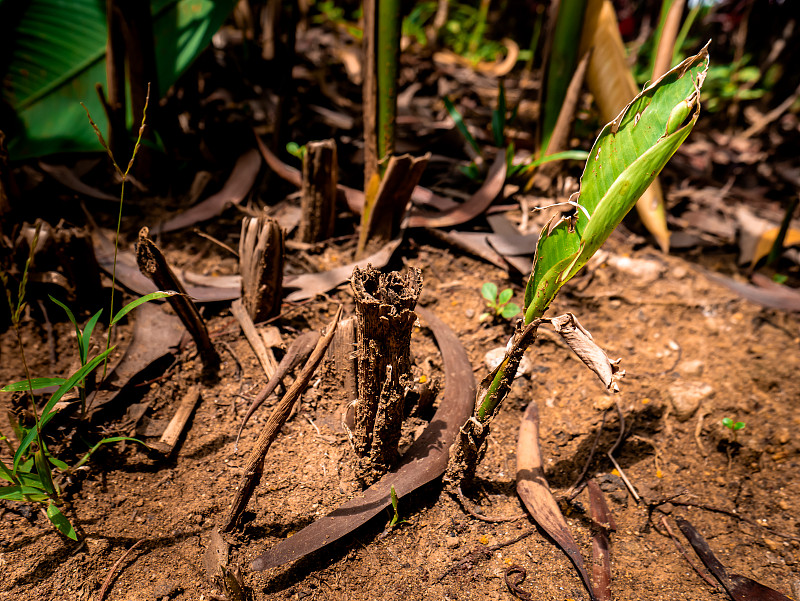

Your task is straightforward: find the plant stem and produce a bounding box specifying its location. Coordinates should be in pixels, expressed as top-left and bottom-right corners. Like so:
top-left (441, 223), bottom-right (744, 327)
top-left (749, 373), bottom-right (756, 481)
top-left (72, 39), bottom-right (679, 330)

top-left (376, 0), bottom-right (400, 166)
top-left (102, 84), bottom-right (150, 378)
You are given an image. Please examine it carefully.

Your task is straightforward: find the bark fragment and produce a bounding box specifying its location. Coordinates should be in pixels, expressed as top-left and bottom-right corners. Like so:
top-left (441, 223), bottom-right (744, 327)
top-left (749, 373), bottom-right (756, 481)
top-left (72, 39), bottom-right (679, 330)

top-left (238, 214), bottom-right (284, 323)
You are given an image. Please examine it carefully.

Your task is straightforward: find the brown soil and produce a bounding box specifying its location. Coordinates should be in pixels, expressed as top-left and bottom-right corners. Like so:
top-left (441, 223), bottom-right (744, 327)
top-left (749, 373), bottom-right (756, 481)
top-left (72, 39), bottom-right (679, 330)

top-left (1, 231), bottom-right (798, 601)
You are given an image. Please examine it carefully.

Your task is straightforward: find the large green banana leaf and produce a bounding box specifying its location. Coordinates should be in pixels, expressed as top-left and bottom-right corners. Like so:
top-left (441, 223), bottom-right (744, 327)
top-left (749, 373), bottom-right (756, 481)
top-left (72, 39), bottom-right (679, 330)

top-left (1, 0), bottom-right (236, 159)
top-left (524, 44), bottom-right (709, 323)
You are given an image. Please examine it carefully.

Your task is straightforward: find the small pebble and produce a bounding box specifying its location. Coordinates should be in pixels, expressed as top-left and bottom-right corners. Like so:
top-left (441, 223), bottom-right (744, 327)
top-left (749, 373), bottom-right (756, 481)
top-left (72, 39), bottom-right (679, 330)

top-left (668, 381), bottom-right (713, 421)
top-left (445, 535), bottom-right (460, 549)
top-left (676, 360), bottom-right (705, 378)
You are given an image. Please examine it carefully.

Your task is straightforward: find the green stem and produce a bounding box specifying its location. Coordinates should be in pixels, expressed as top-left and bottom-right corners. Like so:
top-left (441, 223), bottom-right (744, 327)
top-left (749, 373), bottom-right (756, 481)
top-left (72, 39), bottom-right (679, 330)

top-left (376, 0), bottom-right (400, 167)
top-left (468, 0), bottom-right (491, 57)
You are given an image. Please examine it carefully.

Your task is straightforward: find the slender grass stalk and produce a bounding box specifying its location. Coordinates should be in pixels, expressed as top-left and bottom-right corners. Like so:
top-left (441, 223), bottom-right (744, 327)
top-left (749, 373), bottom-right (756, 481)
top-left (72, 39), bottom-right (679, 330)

top-left (82, 82), bottom-right (151, 377)
top-left (1, 223), bottom-right (47, 489)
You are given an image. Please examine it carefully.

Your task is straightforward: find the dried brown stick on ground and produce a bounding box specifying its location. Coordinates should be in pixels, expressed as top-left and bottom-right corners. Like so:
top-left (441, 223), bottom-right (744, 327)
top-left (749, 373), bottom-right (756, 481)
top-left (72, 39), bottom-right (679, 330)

top-left (149, 386), bottom-right (202, 455)
top-left (676, 517), bottom-right (793, 601)
top-left (357, 154), bottom-right (429, 257)
top-left (239, 214), bottom-right (283, 323)
top-left (516, 401), bottom-right (598, 601)
top-left (587, 479), bottom-right (616, 601)
top-left (235, 330), bottom-right (320, 447)
top-left (298, 140), bottom-right (337, 243)
top-left (221, 306), bottom-right (342, 532)
top-left (230, 299), bottom-right (279, 379)
top-left (351, 265), bottom-right (422, 485)
top-left (135, 227), bottom-right (220, 374)
top-left (250, 306), bottom-right (474, 571)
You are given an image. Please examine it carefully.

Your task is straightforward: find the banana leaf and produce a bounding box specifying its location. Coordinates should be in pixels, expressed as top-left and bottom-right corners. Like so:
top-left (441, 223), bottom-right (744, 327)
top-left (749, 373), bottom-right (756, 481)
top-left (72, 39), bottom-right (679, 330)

top-left (524, 45), bottom-right (709, 322)
top-left (1, 0), bottom-right (236, 159)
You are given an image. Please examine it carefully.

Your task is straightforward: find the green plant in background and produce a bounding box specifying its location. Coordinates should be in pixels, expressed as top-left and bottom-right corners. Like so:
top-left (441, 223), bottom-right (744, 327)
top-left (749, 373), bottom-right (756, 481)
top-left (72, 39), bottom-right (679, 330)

top-left (721, 417), bottom-right (745, 442)
top-left (480, 282), bottom-right (520, 320)
top-left (286, 142), bottom-right (307, 161)
top-left (445, 46), bottom-right (710, 485)
top-left (0, 0), bottom-right (237, 159)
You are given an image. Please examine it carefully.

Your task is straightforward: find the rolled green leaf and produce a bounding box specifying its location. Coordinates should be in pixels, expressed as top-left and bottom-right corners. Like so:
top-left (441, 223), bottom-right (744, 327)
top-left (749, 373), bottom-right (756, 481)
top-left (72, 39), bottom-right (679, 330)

top-left (524, 44), bottom-right (709, 323)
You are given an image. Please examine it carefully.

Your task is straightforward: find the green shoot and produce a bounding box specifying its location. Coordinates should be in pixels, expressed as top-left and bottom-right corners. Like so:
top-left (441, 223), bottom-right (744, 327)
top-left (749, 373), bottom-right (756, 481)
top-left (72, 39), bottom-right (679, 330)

top-left (388, 485), bottom-right (409, 528)
top-left (721, 417), bottom-right (745, 443)
top-left (480, 283), bottom-right (520, 321)
top-left (286, 141), bottom-right (306, 160)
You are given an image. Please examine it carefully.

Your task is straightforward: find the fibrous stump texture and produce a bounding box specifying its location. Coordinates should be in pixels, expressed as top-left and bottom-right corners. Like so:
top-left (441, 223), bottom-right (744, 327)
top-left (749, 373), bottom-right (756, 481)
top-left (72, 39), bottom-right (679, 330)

top-left (351, 265), bottom-right (422, 484)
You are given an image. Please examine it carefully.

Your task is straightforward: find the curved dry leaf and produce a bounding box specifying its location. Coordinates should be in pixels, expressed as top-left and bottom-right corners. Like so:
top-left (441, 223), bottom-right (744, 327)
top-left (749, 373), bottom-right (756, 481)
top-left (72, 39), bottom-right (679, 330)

top-left (156, 149), bottom-right (262, 233)
top-left (250, 306), bottom-right (475, 571)
top-left (283, 234), bottom-right (404, 301)
top-left (408, 152), bottom-right (507, 228)
top-left (516, 401), bottom-right (598, 601)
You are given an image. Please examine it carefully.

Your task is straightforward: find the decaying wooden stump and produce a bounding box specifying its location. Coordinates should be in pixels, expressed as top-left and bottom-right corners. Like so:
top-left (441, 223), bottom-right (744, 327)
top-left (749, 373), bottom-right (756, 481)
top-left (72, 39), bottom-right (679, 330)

top-left (351, 264), bottom-right (422, 484)
top-left (238, 214), bottom-right (284, 323)
top-left (298, 140), bottom-right (337, 243)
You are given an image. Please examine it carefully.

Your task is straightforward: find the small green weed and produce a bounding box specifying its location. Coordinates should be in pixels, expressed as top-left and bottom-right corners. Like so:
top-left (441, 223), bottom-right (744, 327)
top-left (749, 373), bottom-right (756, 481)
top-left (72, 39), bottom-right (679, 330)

top-left (721, 417), bottom-right (745, 443)
top-left (387, 485), bottom-right (409, 528)
top-left (480, 282), bottom-right (519, 321)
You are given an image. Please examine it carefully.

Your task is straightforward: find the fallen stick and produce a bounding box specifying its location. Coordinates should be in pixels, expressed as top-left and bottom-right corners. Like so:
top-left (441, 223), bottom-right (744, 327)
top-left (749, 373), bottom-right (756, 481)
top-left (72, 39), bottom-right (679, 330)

top-left (230, 298), bottom-right (279, 379)
top-left (222, 306), bottom-right (342, 532)
top-left (150, 386), bottom-right (201, 455)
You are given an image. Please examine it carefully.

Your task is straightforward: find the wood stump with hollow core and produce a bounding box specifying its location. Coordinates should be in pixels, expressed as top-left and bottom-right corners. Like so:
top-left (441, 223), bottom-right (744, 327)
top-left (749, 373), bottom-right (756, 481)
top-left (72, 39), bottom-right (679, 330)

top-left (351, 265), bottom-right (422, 484)
top-left (239, 214), bottom-right (284, 323)
top-left (298, 140), bottom-right (337, 243)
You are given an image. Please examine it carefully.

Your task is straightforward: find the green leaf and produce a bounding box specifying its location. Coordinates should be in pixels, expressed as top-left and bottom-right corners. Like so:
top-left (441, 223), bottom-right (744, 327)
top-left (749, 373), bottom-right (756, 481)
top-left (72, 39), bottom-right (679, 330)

top-left (444, 96), bottom-right (481, 157)
top-left (46, 503), bottom-right (78, 540)
top-left (733, 422), bottom-right (745, 431)
top-left (72, 436), bottom-right (148, 470)
top-left (0, 484), bottom-right (49, 501)
top-left (498, 288), bottom-right (514, 305)
top-left (48, 455), bottom-right (70, 471)
top-left (34, 450), bottom-right (56, 497)
top-left (111, 291), bottom-right (176, 326)
top-left (524, 46), bottom-right (709, 322)
top-left (13, 347), bottom-right (115, 471)
top-left (501, 302), bottom-right (520, 319)
top-left (3, 0), bottom-right (238, 159)
top-left (491, 80), bottom-right (507, 147)
top-left (49, 296), bottom-right (83, 352)
top-left (2, 377), bottom-right (67, 392)
top-left (721, 417), bottom-right (734, 429)
top-left (80, 309), bottom-right (104, 363)
top-left (481, 282), bottom-right (498, 303)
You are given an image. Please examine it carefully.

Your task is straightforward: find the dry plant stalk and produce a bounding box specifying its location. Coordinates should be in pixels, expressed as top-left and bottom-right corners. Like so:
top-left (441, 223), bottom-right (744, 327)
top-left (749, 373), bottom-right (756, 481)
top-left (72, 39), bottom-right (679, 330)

top-left (136, 227), bottom-right (220, 373)
top-left (239, 214), bottom-right (284, 323)
top-left (298, 140), bottom-right (337, 243)
top-left (222, 306), bottom-right (342, 531)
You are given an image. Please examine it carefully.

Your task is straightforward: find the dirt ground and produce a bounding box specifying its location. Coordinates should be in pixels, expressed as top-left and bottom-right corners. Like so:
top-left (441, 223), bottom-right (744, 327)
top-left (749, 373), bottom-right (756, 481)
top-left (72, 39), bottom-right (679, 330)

top-left (1, 227), bottom-right (798, 601)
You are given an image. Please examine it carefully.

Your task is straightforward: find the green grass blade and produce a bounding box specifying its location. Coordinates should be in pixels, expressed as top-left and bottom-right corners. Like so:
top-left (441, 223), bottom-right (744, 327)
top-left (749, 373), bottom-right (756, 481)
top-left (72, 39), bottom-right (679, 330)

top-left (13, 347), bottom-right (115, 471)
top-left (46, 503), bottom-right (78, 540)
top-left (110, 291), bottom-right (176, 326)
top-left (444, 96), bottom-right (481, 156)
top-left (49, 295), bottom-right (82, 351)
top-left (492, 80), bottom-right (507, 147)
top-left (72, 436), bottom-right (148, 470)
top-left (2, 377), bottom-right (67, 392)
top-left (524, 46), bottom-right (709, 322)
top-left (0, 484), bottom-right (49, 500)
top-left (80, 309), bottom-right (103, 363)
top-left (34, 450), bottom-right (56, 497)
